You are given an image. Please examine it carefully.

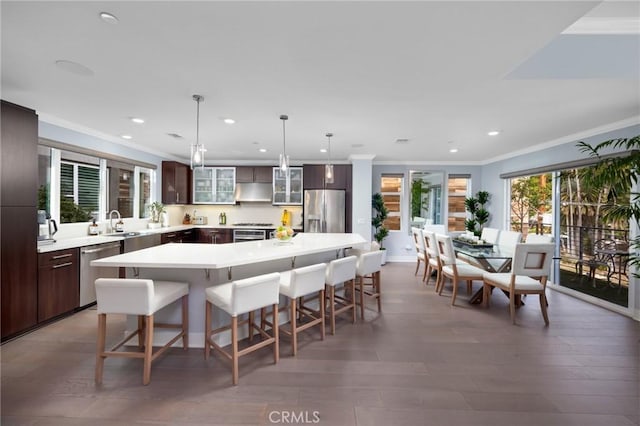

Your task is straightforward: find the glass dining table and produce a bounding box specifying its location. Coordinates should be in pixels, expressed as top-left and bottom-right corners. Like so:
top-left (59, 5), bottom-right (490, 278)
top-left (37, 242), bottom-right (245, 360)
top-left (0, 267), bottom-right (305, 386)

top-left (452, 239), bottom-right (515, 304)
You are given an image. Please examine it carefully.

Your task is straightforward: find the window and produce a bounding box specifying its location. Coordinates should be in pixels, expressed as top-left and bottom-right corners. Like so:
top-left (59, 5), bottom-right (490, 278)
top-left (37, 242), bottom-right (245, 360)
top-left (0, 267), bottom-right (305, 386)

top-left (38, 141), bottom-right (157, 224)
top-left (381, 175), bottom-right (403, 231)
top-left (447, 175), bottom-right (470, 232)
top-left (60, 151), bottom-right (100, 223)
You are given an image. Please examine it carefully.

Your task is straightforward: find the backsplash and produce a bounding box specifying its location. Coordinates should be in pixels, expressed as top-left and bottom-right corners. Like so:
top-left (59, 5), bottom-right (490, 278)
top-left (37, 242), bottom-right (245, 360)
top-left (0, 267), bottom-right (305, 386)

top-left (172, 204), bottom-right (303, 227)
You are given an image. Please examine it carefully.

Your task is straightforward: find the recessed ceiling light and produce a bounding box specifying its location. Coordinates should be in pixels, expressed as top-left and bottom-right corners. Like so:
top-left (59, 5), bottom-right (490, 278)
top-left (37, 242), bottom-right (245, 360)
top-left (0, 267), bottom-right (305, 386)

top-left (121, 135), bottom-right (132, 140)
top-left (223, 118), bottom-right (235, 124)
top-left (487, 130), bottom-right (500, 136)
top-left (99, 12), bottom-right (119, 25)
top-left (320, 148), bottom-right (327, 153)
top-left (130, 117), bottom-right (144, 124)
top-left (259, 148), bottom-right (267, 153)
top-left (55, 60), bottom-right (94, 76)
top-left (449, 148), bottom-right (459, 153)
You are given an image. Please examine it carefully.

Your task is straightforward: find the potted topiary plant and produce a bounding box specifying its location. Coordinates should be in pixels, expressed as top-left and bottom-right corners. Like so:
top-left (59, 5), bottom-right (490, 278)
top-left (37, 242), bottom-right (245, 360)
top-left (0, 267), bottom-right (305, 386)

top-left (372, 193), bottom-right (389, 263)
top-left (465, 191), bottom-right (491, 237)
top-left (147, 201), bottom-right (165, 229)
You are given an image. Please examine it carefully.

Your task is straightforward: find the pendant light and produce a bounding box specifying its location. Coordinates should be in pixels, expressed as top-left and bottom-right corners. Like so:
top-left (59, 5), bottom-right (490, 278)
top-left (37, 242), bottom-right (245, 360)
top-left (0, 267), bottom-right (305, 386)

top-left (190, 94), bottom-right (205, 169)
top-left (325, 132), bottom-right (334, 184)
top-left (279, 114), bottom-right (289, 176)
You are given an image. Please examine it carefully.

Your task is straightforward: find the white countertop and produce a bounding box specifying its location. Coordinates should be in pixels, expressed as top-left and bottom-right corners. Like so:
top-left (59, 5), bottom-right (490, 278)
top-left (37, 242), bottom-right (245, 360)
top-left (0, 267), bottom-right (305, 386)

top-left (91, 233), bottom-right (366, 269)
top-left (37, 224), bottom-right (303, 253)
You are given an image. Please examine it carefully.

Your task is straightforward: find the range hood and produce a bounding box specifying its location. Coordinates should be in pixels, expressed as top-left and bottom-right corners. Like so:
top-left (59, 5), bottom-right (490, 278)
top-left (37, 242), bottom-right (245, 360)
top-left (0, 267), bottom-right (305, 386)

top-left (234, 182), bottom-right (273, 202)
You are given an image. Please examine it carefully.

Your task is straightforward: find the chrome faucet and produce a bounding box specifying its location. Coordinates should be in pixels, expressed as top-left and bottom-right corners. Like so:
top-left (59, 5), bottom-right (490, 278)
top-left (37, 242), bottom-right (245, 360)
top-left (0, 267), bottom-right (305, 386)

top-left (109, 210), bottom-right (121, 233)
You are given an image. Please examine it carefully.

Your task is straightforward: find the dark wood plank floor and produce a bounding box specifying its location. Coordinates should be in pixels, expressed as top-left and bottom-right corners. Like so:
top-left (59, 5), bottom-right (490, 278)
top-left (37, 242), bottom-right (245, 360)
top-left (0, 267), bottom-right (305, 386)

top-left (2, 262), bottom-right (638, 425)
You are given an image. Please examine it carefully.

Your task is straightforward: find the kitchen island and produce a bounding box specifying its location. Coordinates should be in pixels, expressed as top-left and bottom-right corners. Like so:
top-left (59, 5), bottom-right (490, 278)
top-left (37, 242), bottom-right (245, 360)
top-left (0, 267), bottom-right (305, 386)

top-left (91, 233), bottom-right (367, 347)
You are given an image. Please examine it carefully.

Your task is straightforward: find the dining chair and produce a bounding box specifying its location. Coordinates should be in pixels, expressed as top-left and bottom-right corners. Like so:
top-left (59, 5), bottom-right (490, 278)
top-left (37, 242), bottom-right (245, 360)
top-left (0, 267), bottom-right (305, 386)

top-left (525, 234), bottom-right (553, 243)
top-left (480, 227), bottom-right (500, 244)
top-left (482, 243), bottom-right (554, 325)
top-left (497, 230), bottom-right (522, 248)
top-left (422, 230), bottom-right (442, 290)
top-left (411, 227), bottom-right (427, 279)
top-left (436, 234), bottom-right (486, 306)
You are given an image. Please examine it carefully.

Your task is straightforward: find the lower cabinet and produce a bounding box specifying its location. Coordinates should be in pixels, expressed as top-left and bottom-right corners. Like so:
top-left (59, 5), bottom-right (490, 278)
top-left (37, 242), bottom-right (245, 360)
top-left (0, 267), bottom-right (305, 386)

top-left (196, 228), bottom-right (233, 244)
top-left (161, 229), bottom-right (197, 244)
top-left (37, 248), bottom-right (79, 322)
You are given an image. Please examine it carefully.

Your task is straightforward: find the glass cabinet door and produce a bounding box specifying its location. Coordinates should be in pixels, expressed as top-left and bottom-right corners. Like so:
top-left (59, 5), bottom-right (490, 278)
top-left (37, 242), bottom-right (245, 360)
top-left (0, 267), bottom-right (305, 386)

top-left (272, 167), bottom-right (303, 205)
top-left (193, 168), bottom-right (213, 203)
top-left (213, 167), bottom-right (236, 204)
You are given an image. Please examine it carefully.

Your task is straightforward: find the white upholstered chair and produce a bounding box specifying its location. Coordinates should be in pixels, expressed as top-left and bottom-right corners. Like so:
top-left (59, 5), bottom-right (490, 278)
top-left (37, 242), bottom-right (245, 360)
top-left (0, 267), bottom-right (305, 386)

top-left (483, 243), bottom-right (555, 325)
top-left (480, 227), bottom-right (500, 244)
top-left (497, 230), bottom-right (522, 248)
top-left (436, 234), bottom-right (486, 306)
top-left (354, 250), bottom-right (385, 319)
top-left (325, 256), bottom-right (358, 335)
top-left (276, 263), bottom-right (327, 356)
top-left (94, 278), bottom-right (189, 385)
top-left (205, 272), bottom-right (280, 385)
top-left (525, 234), bottom-right (554, 243)
top-left (412, 227), bottom-right (427, 280)
top-left (422, 230), bottom-right (442, 290)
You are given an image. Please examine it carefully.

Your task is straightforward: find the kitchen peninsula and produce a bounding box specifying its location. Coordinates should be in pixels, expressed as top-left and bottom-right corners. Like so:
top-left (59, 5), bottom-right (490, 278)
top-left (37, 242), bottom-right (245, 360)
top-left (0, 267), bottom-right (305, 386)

top-left (91, 232), bottom-right (366, 347)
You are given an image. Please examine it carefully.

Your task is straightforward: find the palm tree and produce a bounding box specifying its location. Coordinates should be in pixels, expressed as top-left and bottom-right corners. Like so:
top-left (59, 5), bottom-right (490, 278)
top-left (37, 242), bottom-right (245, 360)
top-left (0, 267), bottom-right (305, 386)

top-left (577, 136), bottom-right (640, 277)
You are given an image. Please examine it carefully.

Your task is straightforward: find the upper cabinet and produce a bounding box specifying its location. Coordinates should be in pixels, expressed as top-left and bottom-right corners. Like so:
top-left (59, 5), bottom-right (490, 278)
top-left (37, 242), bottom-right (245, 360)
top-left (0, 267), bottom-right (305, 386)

top-left (235, 166), bottom-right (272, 183)
top-left (162, 161), bottom-right (190, 205)
top-left (303, 164), bottom-right (350, 190)
top-left (273, 167), bottom-right (303, 205)
top-left (193, 167), bottom-right (236, 204)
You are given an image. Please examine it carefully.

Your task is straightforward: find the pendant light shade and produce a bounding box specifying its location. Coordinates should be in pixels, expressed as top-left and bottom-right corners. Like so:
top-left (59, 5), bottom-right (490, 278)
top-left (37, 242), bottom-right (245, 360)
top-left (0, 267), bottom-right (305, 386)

top-left (325, 132), bottom-right (334, 184)
top-left (190, 94), bottom-right (205, 169)
top-left (279, 115), bottom-right (289, 176)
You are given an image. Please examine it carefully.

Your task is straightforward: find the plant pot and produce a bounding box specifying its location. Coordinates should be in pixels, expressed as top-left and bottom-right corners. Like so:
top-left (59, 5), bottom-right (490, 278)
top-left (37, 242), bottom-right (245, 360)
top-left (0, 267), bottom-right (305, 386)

top-left (380, 248), bottom-right (387, 265)
top-left (148, 222), bottom-right (162, 229)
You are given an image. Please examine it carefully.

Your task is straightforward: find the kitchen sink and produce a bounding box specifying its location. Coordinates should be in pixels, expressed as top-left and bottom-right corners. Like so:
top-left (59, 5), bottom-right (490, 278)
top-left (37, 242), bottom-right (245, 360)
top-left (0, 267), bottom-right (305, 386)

top-left (103, 231), bottom-right (142, 238)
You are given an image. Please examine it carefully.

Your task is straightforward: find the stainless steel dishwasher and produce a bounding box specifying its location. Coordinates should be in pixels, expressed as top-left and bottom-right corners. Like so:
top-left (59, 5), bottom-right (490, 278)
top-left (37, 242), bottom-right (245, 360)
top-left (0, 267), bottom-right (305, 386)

top-left (80, 242), bottom-right (121, 307)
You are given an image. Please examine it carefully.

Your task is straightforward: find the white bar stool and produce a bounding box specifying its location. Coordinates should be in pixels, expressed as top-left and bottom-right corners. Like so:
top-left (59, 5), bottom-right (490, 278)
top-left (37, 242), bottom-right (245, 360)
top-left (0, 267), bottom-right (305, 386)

top-left (354, 250), bottom-right (384, 319)
top-left (325, 256), bottom-right (357, 335)
top-left (204, 272), bottom-right (280, 385)
top-left (94, 278), bottom-right (189, 386)
top-left (271, 263), bottom-right (327, 356)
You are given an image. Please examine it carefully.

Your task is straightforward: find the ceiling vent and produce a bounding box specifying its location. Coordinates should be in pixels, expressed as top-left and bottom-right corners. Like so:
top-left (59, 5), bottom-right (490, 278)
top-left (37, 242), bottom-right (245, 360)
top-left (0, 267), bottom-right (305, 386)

top-left (167, 133), bottom-right (183, 139)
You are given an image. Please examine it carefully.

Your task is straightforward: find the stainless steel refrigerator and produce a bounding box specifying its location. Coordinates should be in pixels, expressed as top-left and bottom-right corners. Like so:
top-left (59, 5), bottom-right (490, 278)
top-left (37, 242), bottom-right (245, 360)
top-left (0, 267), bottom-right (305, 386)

top-left (304, 189), bottom-right (346, 233)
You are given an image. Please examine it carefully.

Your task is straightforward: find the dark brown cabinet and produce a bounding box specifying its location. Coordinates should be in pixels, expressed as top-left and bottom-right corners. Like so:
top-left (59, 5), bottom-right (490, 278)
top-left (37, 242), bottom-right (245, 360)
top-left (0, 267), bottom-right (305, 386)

top-left (162, 161), bottom-right (191, 204)
top-left (161, 229), bottom-right (196, 244)
top-left (37, 248), bottom-right (79, 322)
top-left (1, 101), bottom-right (38, 341)
top-left (196, 228), bottom-right (233, 244)
top-left (302, 164), bottom-right (350, 190)
top-left (235, 166), bottom-right (272, 183)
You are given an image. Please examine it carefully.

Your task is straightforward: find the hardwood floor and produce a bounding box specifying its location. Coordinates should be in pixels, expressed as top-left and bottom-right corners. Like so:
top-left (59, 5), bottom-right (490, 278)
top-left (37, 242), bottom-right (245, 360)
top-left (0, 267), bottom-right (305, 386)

top-left (1, 262), bottom-right (638, 425)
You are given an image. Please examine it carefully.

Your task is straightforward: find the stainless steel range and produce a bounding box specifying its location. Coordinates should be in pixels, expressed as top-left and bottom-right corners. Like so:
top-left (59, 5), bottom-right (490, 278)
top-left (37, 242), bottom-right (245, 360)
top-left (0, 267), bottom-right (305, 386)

top-left (232, 223), bottom-right (273, 242)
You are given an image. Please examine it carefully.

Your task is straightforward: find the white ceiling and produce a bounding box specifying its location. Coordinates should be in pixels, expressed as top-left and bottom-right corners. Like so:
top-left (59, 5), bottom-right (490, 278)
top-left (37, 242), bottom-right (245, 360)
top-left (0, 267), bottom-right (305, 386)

top-left (2, 1), bottom-right (639, 165)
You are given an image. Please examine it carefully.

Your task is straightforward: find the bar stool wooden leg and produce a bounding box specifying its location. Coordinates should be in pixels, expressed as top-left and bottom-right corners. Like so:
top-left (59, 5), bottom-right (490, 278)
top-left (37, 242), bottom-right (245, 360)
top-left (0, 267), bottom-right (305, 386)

top-left (248, 311), bottom-right (255, 342)
top-left (320, 289), bottom-right (326, 340)
top-left (260, 307), bottom-right (266, 330)
top-left (143, 314), bottom-right (153, 385)
top-left (272, 304), bottom-right (279, 363)
top-left (205, 300), bottom-right (212, 360)
top-left (376, 271), bottom-right (382, 312)
top-left (358, 276), bottom-right (365, 319)
top-left (95, 313), bottom-right (106, 385)
top-left (328, 285), bottom-right (336, 335)
top-left (137, 316), bottom-right (145, 349)
top-left (231, 316), bottom-right (239, 385)
top-left (290, 298), bottom-right (297, 356)
top-left (182, 295), bottom-right (189, 349)
top-left (350, 279), bottom-right (356, 324)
